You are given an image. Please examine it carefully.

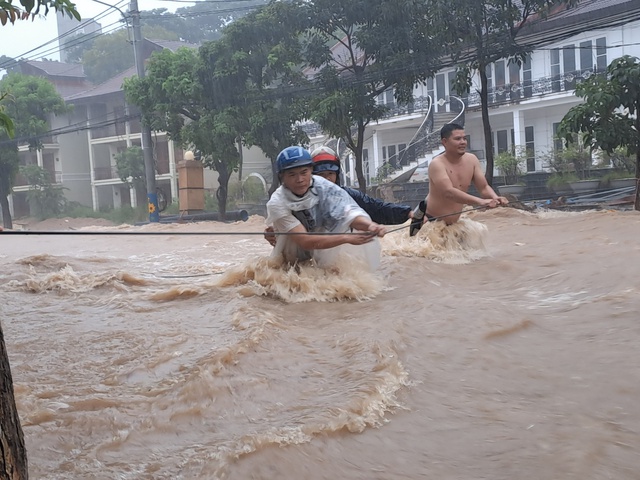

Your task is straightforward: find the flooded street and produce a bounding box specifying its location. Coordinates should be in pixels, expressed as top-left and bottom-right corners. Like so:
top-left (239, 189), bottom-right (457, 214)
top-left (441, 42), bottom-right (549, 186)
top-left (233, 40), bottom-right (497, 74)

top-left (1, 209), bottom-right (639, 479)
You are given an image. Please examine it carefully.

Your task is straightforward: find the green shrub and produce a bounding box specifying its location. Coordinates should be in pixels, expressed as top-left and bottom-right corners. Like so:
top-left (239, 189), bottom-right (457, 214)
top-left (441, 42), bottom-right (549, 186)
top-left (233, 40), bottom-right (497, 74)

top-left (495, 150), bottom-right (525, 185)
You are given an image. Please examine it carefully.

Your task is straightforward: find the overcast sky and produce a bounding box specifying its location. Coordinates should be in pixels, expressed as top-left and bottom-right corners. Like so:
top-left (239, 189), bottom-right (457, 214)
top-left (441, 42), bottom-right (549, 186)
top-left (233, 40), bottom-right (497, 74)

top-left (0, 0), bottom-right (186, 63)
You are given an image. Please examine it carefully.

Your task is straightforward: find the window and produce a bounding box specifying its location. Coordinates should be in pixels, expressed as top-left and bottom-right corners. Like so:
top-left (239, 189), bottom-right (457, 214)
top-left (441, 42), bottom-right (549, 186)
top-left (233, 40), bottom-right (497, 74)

top-left (388, 145), bottom-right (397, 168)
top-left (496, 130), bottom-right (509, 154)
top-left (398, 143), bottom-right (407, 167)
top-left (495, 60), bottom-right (506, 102)
top-left (485, 64), bottom-right (493, 103)
top-left (523, 54), bottom-right (532, 98)
top-left (509, 60), bottom-right (521, 100)
top-left (525, 126), bottom-right (535, 172)
top-left (551, 48), bottom-right (561, 92)
top-left (552, 123), bottom-right (564, 152)
top-left (377, 88), bottom-right (395, 106)
top-left (596, 37), bottom-right (607, 71)
top-left (383, 143), bottom-right (406, 168)
top-left (436, 73), bottom-right (446, 112)
top-left (427, 77), bottom-right (435, 104)
top-left (580, 40), bottom-right (593, 72)
top-left (562, 45), bottom-right (576, 90)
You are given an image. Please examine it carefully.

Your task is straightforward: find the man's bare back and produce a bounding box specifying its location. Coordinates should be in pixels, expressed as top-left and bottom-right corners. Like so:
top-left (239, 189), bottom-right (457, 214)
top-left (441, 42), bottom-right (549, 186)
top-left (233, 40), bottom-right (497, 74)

top-left (424, 124), bottom-right (507, 225)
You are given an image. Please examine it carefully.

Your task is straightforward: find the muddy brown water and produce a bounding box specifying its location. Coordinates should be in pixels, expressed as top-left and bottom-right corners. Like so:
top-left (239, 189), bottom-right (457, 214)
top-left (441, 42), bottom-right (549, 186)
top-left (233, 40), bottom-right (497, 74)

top-left (1, 209), bottom-right (638, 479)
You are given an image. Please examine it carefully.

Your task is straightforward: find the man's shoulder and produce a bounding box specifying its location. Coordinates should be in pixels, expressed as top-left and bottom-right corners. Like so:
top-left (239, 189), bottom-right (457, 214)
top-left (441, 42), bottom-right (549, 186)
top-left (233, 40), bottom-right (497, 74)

top-left (463, 151), bottom-right (480, 163)
top-left (266, 186), bottom-right (285, 206)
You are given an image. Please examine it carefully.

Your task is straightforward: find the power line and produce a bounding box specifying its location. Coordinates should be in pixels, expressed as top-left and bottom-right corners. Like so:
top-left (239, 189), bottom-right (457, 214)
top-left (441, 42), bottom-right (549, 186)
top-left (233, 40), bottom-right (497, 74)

top-left (0, 0), bottom-right (129, 69)
top-left (0, 2), bottom-right (261, 67)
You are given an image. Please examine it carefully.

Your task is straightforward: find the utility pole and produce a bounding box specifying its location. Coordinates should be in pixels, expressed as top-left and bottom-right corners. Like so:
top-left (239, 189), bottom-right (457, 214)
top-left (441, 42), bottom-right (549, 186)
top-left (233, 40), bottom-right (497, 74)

top-left (130, 0), bottom-right (159, 222)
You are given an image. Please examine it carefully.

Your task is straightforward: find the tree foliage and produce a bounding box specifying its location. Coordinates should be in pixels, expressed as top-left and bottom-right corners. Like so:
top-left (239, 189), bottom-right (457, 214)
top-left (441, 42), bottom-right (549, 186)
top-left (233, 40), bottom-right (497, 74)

top-left (20, 163), bottom-right (67, 218)
top-left (303, 0), bottom-right (437, 193)
top-left (0, 73), bottom-right (70, 228)
top-left (438, 0), bottom-right (576, 186)
top-left (82, 26), bottom-right (178, 84)
top-left (200, 0), bottom-right (309, 194)
top-left (141, 0), bottom-right (269, 44)
top-left (0, 0), bottom-right (79, 25)
top-left (115, 146), bottom-right (147, 204)
top-left (558, 55), bottom-right (640, 210)
top-left (124, 47), bottom-right (242, 217)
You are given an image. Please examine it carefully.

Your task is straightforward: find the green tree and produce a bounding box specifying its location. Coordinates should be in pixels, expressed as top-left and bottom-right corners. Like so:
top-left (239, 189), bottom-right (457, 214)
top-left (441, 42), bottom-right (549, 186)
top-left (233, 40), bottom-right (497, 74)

top-left (0, 0), bottom-right (79, 24)
top-left (558, 55), bottom-right (640, 210)
top-left (82, 26), bottom-right (178, 84)
top-left (124, 47), bottom-right (242, 218)
top-left (141, 0), bottom-right (269, 44)
top-left (114, 146), bottom-right (147, 205)
top-left (303, 0), bottom-right (436, 193)
top-left (437, 0), bottom-right (576, 186)
top-left (0, 73), bottom-right (70, 229)
top-left (61, 31), bottom-right (97, 63)
top-left (200, 0), bottom-right (309, 194)
top-left (20, 164), bottom-right (67, 218)
top-left (0, 93), bottom-right (14, 137)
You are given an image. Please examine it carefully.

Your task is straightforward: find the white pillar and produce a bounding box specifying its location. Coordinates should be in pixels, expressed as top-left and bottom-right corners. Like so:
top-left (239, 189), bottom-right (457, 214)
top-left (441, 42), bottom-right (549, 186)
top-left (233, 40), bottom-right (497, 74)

top-left (512, 110), bottom-right (525, 151)
top-left (87, 125), bottom-right (99, 211)
top-left (168, 138), bottom-right (177, 202)
top-left (130, 184), bottom-right (137, 208)
top-left (36, 149), bottom-right (43, 167)
top-left (371, 130), bottom-right (380, 182)
top-left (125, 104), bottom-right (132, 147)
top-left (348, 153), bottom-right (356, 187)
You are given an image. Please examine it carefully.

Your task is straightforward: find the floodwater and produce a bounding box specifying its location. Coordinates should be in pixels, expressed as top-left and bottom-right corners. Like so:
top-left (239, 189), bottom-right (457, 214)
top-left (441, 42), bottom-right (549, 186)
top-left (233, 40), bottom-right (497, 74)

top-left (1, 208), bottom-right (639, 479)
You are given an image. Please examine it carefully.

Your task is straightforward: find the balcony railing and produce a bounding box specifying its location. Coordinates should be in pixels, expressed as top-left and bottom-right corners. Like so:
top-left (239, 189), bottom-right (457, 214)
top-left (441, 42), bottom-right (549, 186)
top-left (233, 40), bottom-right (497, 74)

top-left (299, 95), bottom-right (433, 137)
top-left (94, 166), bottom-right (120, 181)
top-left (14, 169), bottom-right (62, 187)
top-left (465, 68), bottom-right (605, 107)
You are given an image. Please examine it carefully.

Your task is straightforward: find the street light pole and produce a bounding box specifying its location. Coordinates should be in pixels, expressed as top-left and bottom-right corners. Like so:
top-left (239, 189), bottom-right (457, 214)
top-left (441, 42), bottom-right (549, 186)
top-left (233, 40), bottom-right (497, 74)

top-left (130, 0), bottom-right (159, 222)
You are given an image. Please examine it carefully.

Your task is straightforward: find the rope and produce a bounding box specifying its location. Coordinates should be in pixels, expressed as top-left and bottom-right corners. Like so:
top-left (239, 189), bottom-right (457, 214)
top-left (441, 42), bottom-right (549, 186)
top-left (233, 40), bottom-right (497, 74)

top-left (0, 206), bottom-right (492, 237)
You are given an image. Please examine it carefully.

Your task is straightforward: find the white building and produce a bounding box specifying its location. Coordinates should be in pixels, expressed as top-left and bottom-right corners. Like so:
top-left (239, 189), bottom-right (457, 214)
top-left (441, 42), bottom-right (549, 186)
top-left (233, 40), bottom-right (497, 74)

top-left (303, 0), bottom-right (640, 201)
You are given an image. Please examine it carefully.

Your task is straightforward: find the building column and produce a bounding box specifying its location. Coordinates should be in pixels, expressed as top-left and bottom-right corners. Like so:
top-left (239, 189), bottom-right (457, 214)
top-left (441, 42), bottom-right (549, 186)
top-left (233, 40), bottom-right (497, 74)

top-left (130, 184), bottom-right (137, 208)
top-left (7, 194), bottom-right (14, 218)
top-left (36, 149), bottom-right (43, 168)
top-left (86, 121), bottom-right (99, 211)
top-left (125, 104), bottom-right (132, 147)
top-left (371, 130), bottom-right (380, 182)
top-left (512, 110), bottom-right (525, 151)
top-left (168, 139), bottom-right (177, 202)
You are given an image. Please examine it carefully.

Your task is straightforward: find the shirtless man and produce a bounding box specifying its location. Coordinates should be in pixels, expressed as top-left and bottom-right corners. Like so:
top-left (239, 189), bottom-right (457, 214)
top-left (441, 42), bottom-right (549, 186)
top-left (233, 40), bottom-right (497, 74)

top-left (419, 123), bottom-right (508, 227)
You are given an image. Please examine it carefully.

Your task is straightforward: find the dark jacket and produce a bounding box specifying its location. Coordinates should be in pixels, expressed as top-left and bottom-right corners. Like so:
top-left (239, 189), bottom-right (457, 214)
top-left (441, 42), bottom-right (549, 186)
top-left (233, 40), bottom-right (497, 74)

top-left (343, 187), bottom-right (411, 225)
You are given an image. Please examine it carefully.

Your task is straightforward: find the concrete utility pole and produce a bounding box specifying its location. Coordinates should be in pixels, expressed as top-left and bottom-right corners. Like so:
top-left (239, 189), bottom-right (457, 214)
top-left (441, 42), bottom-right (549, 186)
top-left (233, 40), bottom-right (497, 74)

top-left (130, 0), bottom-right (160, 222)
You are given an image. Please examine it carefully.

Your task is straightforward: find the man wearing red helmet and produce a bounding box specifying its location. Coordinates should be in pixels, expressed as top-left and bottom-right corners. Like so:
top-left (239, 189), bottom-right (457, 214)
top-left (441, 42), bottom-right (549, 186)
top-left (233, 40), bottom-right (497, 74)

top-left (310, 146), bottom-right (413, 225)
top-left (266, 146), bottom-right (386, 268)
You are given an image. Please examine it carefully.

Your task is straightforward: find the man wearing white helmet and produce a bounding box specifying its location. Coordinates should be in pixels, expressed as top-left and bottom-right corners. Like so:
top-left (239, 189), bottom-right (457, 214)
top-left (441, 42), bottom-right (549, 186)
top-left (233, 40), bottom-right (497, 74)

top-left (266, 146), bottom-right (386, 268)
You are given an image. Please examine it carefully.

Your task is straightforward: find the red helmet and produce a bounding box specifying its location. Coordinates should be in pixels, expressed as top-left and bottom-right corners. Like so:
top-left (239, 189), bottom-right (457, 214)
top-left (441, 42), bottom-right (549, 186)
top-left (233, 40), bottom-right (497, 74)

top-left (311, 146), bottom-right (341, 174)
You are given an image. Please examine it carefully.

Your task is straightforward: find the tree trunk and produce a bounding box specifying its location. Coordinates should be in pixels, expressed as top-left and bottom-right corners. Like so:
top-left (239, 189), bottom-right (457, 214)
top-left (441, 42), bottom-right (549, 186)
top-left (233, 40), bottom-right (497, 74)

top-left (216, 162), bottom-right (230, 220)
top-left (354, 120), bottom-right (367, 194)
top-left (0, 194), bottom-right (12, 230)
top-left (0, 323), bottom-right (28, 479)
top-left (479, 66), bottom-right (495, 187)
top-left (268, 159), bottom-right (279, 197)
